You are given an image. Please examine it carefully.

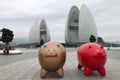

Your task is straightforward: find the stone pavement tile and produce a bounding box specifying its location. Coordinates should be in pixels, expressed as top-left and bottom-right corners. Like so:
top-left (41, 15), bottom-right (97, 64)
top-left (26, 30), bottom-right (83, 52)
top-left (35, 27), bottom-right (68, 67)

top-left (37, 52), bottom-right (120, 80)
top-left (0, 77), bottom-right (9, 80)
top-left (58, 78), bottom-right (72, 80)
top-left (20, 79), bottom-right (32, 80)
top-left (7, 77), bottom-right (22, 80)
top-left (105, 58), bottom-right (120, 80)
top-left (0, 51), bottom-right (120, 80)
top-left (0, 65), bottom-right (10, 72)
top-left (99, 78), bottom-right (110, 80)
top-left (0, 58), bottom-right (38, 80)
top-left (12, 76), bottom-right (22, 79)
top-left (0, 61), bottom-right (30, 76)
top-left (109, 78), bottom-right (120, 80)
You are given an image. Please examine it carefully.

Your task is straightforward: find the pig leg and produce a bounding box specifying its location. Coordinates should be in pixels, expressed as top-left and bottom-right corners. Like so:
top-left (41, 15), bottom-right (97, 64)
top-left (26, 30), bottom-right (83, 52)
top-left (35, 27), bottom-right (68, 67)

top-left (78, 63), bottom-right (82, 69)
top-left (40, 68), bottom-right (48, 78)
top-left (97, 67), bottom-right (106, 76)
top-left (84, 66), bottom-right (92, 76)
top-left (56, 67), bottom-right (64, 78)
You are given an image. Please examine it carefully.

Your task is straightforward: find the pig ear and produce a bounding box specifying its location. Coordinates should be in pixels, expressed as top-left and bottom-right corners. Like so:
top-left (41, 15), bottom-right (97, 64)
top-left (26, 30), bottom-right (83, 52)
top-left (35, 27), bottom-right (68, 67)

top-left (44, 45), bottom-right (47, 48)
top-left (88, 46), bottom-right (92, 49)
top-left (57, 44), bottom-right (60, 48)
top-left (101, 46), bottom-right (104, 49)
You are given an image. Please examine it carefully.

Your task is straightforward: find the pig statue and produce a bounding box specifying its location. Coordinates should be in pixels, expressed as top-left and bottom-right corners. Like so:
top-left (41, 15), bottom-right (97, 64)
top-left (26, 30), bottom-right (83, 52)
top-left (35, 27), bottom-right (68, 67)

top-left (77, 43), bottom-right (107, 76)
top-left (39, 42), bottom-right (66, 78)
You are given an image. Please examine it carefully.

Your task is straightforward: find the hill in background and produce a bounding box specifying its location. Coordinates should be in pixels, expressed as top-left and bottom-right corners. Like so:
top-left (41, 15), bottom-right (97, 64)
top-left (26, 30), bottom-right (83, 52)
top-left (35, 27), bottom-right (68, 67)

top-left (11, 38), bottom-right (28, 45)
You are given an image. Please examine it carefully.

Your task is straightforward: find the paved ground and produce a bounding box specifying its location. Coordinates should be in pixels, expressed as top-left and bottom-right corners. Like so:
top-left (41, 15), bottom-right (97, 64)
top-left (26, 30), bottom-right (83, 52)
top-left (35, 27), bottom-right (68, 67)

top-left (0, 49), bottom-right (38, 66)
top-left (0, 48), bottom-right (120, 80)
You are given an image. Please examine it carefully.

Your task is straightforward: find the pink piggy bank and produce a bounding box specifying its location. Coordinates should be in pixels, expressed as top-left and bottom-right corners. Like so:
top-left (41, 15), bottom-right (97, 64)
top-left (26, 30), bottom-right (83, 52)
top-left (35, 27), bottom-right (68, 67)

top-left (77, 43), bottom-right (107, 76)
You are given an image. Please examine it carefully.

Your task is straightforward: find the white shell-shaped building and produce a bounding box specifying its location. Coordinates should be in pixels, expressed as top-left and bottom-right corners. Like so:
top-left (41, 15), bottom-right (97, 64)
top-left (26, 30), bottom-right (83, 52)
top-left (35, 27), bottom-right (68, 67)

top-left (29, 20), bottom-right (50, 43)
top-left (65, 6), bottom-right (80, 43)
top-left (65, 4), bottom-right (98, 43)
top-left (79, 4), bottom-right (98, 42)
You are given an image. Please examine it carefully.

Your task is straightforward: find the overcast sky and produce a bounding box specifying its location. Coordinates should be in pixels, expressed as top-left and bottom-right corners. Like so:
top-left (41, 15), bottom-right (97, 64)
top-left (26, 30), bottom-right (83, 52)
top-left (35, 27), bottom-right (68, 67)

top-left (0, 0), bottom-right (120, 43)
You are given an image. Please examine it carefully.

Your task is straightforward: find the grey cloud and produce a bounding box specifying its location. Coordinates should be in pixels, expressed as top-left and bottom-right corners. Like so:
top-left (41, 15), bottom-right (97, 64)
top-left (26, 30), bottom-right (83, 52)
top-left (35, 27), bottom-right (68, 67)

top-left (0, 0), bottom-right (120, 42)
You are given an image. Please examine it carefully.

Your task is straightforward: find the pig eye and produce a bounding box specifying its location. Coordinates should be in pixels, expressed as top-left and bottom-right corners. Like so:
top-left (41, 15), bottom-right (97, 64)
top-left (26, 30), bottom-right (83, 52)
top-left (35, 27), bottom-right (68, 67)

top-left (57, 45), bottom-right (60, 48)
top-left (88, 46), bottom-right (92, 49)
top-left (44, 45), bottom-right (47, 48)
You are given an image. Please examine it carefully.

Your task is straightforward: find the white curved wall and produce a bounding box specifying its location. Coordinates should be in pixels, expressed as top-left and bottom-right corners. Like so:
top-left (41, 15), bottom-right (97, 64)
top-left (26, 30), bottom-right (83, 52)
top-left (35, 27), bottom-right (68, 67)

top-left (29, 20), bottom-right (40, 43)
top-left (65, 4), bottom-right (98, 43)
top-left (29, 20), bottom-right (50, 43)
top-left (65, 6), bottom-right (80, 43)
top-left (40, 20), bottom-right (50, 42)
top-left (79, 4), bottom-right (98, 42)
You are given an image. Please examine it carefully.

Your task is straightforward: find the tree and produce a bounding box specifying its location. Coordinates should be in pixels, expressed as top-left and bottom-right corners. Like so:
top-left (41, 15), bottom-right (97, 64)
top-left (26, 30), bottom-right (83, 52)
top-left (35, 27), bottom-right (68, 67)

top-left (0, 28), bottom-right (14, 54)
top-left (40, 38), bottom-right (44, 46)
top-left (89, 35), bottom-right (96, 42)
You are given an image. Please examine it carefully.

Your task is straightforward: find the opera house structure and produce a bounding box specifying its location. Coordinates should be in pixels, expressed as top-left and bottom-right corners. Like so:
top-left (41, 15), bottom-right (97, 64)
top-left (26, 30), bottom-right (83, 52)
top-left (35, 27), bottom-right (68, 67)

top-left (29, 20), bottom-right (50, 43)
top-left (65, 4), bottom-right (98, 43)
top-left (29, 4), bottom-right (97, 44)
top-left (65, 6), bottom-right (80, 43)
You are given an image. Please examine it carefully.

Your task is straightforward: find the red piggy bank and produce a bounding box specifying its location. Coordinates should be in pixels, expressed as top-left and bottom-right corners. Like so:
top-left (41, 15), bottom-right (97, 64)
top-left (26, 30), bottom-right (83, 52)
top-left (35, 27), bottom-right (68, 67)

top-left (77, 43), bottom-right (107, 76)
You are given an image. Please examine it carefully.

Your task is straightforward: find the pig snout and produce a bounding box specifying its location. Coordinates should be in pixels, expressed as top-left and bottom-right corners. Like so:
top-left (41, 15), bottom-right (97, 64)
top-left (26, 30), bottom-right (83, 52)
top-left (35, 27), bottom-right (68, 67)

top-left (93, 52), bottom-right (104, 58)
top-left (46, 49), bottom-right (57, 57)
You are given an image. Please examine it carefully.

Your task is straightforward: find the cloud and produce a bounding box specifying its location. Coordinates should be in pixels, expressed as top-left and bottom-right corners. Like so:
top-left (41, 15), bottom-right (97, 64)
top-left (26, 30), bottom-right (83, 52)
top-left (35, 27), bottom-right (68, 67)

top-left (93, 0), bottom-right (120, 41)
top-left (0, 0), bottom-right (120, 42)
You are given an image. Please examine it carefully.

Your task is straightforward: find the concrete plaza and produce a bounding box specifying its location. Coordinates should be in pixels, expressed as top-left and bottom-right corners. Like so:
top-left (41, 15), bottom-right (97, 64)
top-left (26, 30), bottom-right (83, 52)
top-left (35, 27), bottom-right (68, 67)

top-left (0, 48), bottom-right (120, 80)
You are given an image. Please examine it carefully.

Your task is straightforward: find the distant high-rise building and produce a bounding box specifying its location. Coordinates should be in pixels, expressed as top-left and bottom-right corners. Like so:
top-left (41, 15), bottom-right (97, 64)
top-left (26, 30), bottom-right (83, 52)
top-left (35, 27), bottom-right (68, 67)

top-left (29, 20), bottom-right (50, 43)
top-left (65, 4), bottom-right (98, 43)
